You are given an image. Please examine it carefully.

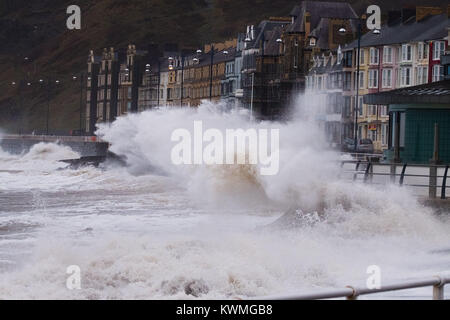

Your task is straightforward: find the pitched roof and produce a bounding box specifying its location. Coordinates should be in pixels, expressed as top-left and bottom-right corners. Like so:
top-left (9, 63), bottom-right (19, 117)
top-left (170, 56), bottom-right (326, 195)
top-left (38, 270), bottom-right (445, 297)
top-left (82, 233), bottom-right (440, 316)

top-left (263, 26), bottom-right (284, 56)
top-left (344, 14), bottom-right (450, 49)
top-left (188, 47), bottom-right (236, 68)
top-left (287, 1), bottom-right (358, 33)
top-left (364, 80), bottom-right (450, 105)
top-left (245, 20), bottom-right (288, 49)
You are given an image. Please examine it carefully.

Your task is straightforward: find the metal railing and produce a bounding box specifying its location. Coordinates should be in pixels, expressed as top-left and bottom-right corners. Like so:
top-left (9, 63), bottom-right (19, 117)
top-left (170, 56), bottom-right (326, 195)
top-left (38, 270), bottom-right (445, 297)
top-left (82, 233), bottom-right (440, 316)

top-left (340, 159), bottom-right (450, 199)
top-left (257, 275), bottom-right (449, 300)
top-left (1, 134), bottom-right (103, 143)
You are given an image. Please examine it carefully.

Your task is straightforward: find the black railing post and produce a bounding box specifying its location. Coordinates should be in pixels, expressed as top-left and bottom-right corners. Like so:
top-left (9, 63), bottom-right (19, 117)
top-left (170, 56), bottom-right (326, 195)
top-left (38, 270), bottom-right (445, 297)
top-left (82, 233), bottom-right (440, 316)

top-left (441, 165), bottom-right (449, 200)
top-left (353, 161), bottom-right (361, 181)
top-left (364, 162), bottom-right (372, 183)
top-left (399, 163), bottom-right (407, 186)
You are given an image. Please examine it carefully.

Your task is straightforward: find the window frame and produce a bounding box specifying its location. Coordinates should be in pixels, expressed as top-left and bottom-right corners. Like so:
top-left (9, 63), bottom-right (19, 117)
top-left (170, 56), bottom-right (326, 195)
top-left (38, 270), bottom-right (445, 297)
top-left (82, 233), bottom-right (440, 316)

top-left (400, 66), bottom-right (412, 86)
top-left (382, 69), bottom-right (392, 88)
top-left (368, 69), bottom-right (379, 89)
top-left (369, 47), bottom-right (379, 65)
top-left (383, 46), bottom-right (393, 64)
top-left (401, 44), bottom-right (412, 62)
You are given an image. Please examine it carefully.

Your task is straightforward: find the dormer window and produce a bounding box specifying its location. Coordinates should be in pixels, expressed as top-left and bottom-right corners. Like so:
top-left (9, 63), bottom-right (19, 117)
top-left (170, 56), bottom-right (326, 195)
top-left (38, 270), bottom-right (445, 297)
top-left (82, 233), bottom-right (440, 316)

top-left (309, 37), bottom-right (316, 47)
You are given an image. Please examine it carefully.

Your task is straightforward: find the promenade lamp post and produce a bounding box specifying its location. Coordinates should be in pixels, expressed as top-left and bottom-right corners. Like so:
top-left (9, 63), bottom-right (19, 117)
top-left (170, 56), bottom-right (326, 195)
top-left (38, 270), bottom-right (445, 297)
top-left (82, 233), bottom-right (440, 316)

top-left (222, 50), bottom-right (229, 99)
top-left (72, 73), bottom-right (85, 135)
top-left (244, 36), bottom-right (255, 119)
top-left (39, 78), bottom-right (60, 135)
top-left (180, 55), bottom-right (185, 107)
top-left (11, 80), bottom-right (24, 134)
top-left (339, 21), bottom-right (380, 153)
top-left (194, 48), bottom-right (214, 101)
top-left (209, 46), bottom-right (215, 101)
top-left (157, 60), bottom-right (161, 107)
top-left (144, 64), bottom-right (151, 110)
top-left (168, 57), bottom-right (175, 104)
top-left (209, 44), bottom-right (214, 101)
top-left (276, 38), bottom-right (283, 78)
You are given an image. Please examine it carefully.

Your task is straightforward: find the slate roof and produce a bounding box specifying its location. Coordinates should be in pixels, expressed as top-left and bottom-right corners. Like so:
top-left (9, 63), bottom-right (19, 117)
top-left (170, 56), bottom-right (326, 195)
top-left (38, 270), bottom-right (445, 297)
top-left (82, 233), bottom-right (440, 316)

top-left (310, 47), bottom-right (345, 74)
top-left (263, 26), bottom-right (284, 56)
top-left (287, 1), bottom-right (358, 33)
top-left (246, 20), bottom-right (289, 49)
top-left (344, 13), bottom-right (450, 49)
top-left (364, 80), bottom-right (450, 105)
top-left (187, 47), bottom-right (237, 69)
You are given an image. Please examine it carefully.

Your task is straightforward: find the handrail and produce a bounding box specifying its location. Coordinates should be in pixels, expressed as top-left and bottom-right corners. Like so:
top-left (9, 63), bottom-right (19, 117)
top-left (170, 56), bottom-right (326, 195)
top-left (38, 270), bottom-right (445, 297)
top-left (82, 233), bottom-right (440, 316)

top-left (1, 134), bottom-right (104, 143)
top-left (340, 160), bottom-right (450, 197)
top-left (341, 160), bottom-right (450, 169)
top-left (255, 275), bottom-right (449, 300)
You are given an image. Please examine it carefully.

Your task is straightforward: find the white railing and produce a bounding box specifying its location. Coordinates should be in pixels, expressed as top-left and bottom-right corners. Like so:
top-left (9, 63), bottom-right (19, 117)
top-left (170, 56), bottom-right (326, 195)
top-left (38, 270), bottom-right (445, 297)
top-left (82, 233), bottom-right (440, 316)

top-left (255, 275), bottom-right (449, 300)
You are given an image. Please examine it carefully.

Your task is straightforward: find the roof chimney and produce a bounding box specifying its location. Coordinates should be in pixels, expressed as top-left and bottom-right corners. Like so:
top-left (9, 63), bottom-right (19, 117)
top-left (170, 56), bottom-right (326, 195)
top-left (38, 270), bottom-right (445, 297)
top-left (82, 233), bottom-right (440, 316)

top-left (416, 6), bottom-right (443, 22)
top-left (304, 12), bottom-right (311, 37)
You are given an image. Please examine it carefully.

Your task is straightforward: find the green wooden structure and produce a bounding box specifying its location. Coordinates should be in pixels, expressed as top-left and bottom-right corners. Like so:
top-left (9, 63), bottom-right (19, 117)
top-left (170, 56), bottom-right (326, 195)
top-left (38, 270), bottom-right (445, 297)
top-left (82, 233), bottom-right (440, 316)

top-left (365, 79), bottom-right (450, 165)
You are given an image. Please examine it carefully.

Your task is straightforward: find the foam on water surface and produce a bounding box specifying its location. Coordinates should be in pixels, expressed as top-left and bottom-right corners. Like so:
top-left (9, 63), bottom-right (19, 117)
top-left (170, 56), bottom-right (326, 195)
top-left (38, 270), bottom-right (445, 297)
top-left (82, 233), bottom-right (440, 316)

top-left (0, 98), bottom-right (449, 299)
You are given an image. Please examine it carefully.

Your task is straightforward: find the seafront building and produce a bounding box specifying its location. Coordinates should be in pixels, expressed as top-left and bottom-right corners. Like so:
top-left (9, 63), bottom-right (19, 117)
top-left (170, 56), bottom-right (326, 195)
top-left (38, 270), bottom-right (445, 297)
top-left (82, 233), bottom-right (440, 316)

top-left (84, 2), bottom-right (450, 157)
top-left (365, 27), bottom-right (450, 163)
top-left (308, 6), bottom-right (449, 152)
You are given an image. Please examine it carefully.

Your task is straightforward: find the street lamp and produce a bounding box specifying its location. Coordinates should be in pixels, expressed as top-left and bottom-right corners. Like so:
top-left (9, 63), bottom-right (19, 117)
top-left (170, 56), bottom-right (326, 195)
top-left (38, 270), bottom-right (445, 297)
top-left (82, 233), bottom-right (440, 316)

top-left (73, 73), bottom-right (85, 135)
top-left (39, 78), bottom-right (51, 135)
top-left (205, 45), bottom-right (215, 101)
top-left (339, 22), bottom-right (381, 153)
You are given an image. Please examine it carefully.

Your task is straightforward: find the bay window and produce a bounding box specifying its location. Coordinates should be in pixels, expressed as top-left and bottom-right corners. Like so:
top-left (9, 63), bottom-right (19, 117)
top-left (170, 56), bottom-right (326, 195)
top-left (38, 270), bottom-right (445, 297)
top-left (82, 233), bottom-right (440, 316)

top-left (382, 69), bottom-right (392, 88)
top-left (370, 47), bottom-right (379, 65)
top-left (433, 41), bottom-right (445, 60)
top-left (383, 46), bottom-right (393, 64)
top-left (416, 66), bottom-right (428, 85)
top-left (400, 67), bottom-right (412, 86)
top-left (432, 65), bottom-right (444, 82)
top-left (368, 69), bottom-right (378, 88)
top-left (401, 44), bottom-right (412, 62)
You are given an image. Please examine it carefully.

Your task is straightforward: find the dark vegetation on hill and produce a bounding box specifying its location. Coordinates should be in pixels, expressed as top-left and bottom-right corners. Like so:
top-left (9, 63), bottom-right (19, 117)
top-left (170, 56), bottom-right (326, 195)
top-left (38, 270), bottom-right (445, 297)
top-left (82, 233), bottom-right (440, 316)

top-left (0, 0), bottom-right (447, 133)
